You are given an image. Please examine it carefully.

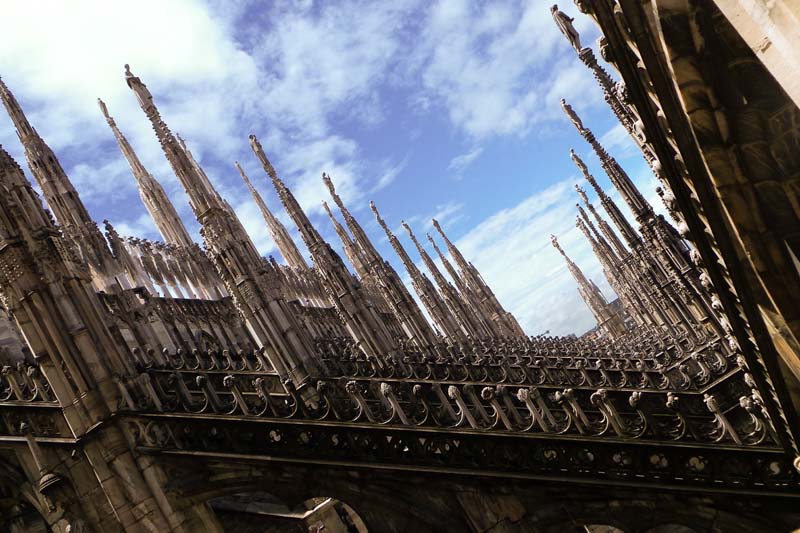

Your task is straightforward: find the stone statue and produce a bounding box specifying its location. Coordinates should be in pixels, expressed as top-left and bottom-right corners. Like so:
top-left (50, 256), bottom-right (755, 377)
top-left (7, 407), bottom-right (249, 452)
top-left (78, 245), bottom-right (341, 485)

top-left (551, 5), bottom-right (582, 51)
top-left (570, 149), bottom-right (589, 176)
top-left (561, 99), bottom-right (584, 132)
top-left (124, 64), bottom-right (153, 108)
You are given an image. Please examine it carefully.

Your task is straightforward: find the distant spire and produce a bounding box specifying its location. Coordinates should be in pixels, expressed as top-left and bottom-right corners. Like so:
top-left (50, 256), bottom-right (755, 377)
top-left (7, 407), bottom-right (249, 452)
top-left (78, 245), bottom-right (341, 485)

top-left (371, 202), bottom-right (465, 341)
top-left (432, 219), bottom-right (524, 337)
top-left (402, 220), bottom-right (446, 285)
top-left (322, 200), bottom-right (368, 277)
top-left (235, 161), bottom-right (308, 270)
top-left (427, 232), bottom-right (466, 294)
top-left (574, 182), bottom-right (628, 258)
top-left (98, 98), bottom-right (194, 248)
top-left (569, 147), bottom-right (640, 249)
top-left (323, 173), bottom-right (381, 263)
top-left (249, 135), bottom-right (324, 251)
top-left (563, 100), bottom-right (654, 223)
top-left (576, 212), bottom-right (648, 328)
top-left (323, 174), bottom-right (440, 349)
top-left (369, 203), bottom-right (417, 281)
top-left (551, 234), bottom-right (624, 338)
top-left (403, 221), bottom-right (488, 339)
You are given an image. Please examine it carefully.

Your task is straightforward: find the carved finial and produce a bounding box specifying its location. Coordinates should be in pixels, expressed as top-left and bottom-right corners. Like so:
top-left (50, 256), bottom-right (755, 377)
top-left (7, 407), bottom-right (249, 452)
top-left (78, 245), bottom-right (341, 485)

top-left (124, 64), bottom-right (154, 108)
top-left (570, 149), bottom-right (588, 173)
top-left (234, 160), bottom-right (250, 184)
top-left (570, 149), bottom-right (603, 195)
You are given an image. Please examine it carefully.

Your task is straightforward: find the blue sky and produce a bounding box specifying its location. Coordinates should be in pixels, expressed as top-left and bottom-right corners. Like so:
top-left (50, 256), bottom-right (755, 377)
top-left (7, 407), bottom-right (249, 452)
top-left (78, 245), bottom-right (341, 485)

top-left (0, 1), bottom-right (660, 336)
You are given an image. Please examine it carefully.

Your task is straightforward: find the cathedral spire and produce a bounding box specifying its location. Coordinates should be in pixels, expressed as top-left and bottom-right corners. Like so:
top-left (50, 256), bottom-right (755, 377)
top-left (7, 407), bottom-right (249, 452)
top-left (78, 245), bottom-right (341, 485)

top-left (0, 77), bottom-right (119, 289)
top-left (550, 8), bottom-right (660, 169)
top-left (569, 147), bottom-right (640, 249)
top-left (124, 65), bottom-right (222, 219)
top-left (322, 200), bottom-right (368, 277)
top-left (575, 183), bottom-right (628, 259)
top-left (577, 203), bottom-right (615, 260)
top-left (126, 65), bottom-right (321, 391)
top-left (97, 98), bottom-right (194, 248)
top-left (562, 99), bottom-right (653, 223)
top-left (432, 219), bottom-right (524, 337)
top-left (576, 211), bottom-right (648, 328)
top-left (427, 232), bottom-right (467, 294)
top-left (322, 173), bottom-right (381, 263)
top-left (178, 134), bottom-right (230, 213)
top-left (371, 202), bottom-right (465, 341)
top-left (249, 135), bottom-right (324, 251)
top-left (235, 161), bottom-right (308, 270)
top-left (403, 221), bottom-right (488, 339)
top-left (323, 174), bottom-right (440, 350)
top-left (550, 233), bottom-right (600, 299)
top-left (403, 221), bottom-right (448, 287)
top-left (550, 234), bottom-right (624, 338)
top-left (0, 77), bottom-right (36, 141)
top-left (249, 135), bottom-right (400, 363)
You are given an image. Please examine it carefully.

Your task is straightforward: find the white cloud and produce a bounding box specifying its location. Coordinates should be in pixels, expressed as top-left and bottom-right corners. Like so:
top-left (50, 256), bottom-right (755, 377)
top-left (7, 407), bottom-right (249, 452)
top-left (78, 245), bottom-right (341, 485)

top-left (372, 155), bottom-right (410, 193)
top-left (404, 0), bottom-right (601, 138)
top-left (447, 146), bottom-right (483, 177)
top-left (400, 201), bottom-right (465, 237)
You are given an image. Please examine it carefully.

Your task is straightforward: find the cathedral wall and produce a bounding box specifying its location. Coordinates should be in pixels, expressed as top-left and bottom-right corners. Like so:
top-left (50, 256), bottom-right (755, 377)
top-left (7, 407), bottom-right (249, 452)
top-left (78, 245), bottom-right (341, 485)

top-left (713, 0), bottom-right (800, 109)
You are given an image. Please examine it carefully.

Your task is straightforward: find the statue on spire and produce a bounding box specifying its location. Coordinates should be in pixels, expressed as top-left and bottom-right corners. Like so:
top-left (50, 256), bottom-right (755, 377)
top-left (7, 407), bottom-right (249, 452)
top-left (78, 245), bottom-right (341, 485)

top-left (124, 64), bottom-right (153, 109)
top-left (97, 98), bottom-right (110, 119)
top-left (369, 201), bottom-right (387, 231)
top-left (249, 134), bottom-right (280, 183)
top-left (561, 99), bottom-right (585, 132)
top-left (570, 148), bottom-right (589, 174)
top-left (550, 234), bottom-right (566, 257)
top-left (575, 183), bottom-right (590, 205)
top-left (551, 5), bottom-right (582, 52)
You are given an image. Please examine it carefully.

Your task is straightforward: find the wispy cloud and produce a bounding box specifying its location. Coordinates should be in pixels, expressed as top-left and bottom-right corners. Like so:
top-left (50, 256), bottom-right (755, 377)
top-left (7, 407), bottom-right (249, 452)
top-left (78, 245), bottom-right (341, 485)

top-left (404, 1), bottom-right (601, 138)
top-left (372, 155), bottom-right (410, 193)
top-left (400, 201), bottom-right (465, 236)
top-left (447, 146), bottom-right (483, 177)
